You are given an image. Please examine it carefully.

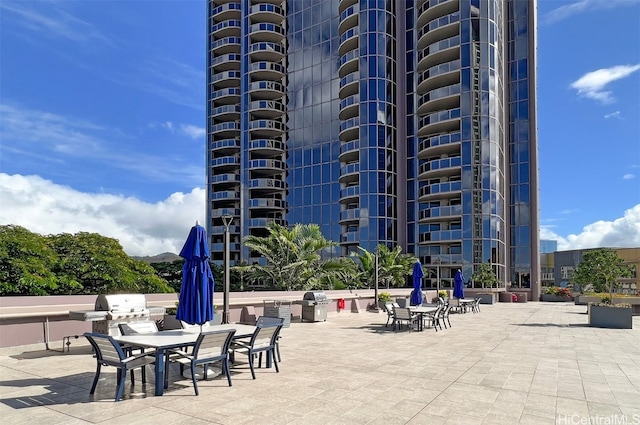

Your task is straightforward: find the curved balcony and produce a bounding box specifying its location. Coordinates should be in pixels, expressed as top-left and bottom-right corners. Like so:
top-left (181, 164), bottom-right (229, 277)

top-left (248, 23), bottom-right (285, 43)
top-left (210, 121), bottom-right (240, 137)
top-left (338, 0), bottom-right (358, 14)
top-left (247, 218), bottom-right (286, 229)
top-left (248, 198), bottom-right (287, 210)
top-left (341, 231), bottom-right (359, 243)
top-left (418, 204), bottom-right (462, 222)
top-left (211, 207), bottom-right (241, 220)
top-left (338, 3), bottom-right (359, 34)
top-left (339, 208), bottom-right (360, 224)
top-left (211, 2), bottom-right (241, 20)
top-left (418, 21), bottom-right (459, 53)
top-left (418, 156), bottom-right (462, 179)
top-left (210, 173), bottom-right (240, 187)
top-left (210, 36), bottom-right (241, 55)
top-left (339, 93), bottom-right (359, 120)
top-left (339, 185), bottom-right (359, 203)
top-left (338, 27), bottom-right (359, 57)
top-left (417, 0), bottom-right (459, 29)
top-left (211, 87), bottom-right (240, 104)
top-left (417, 12), bottom-right (460, 46)
top-left (418, 132), bottom-right (461, 157)
top-left (211, 70), bottom-right (241, 88)
top-left (339, 162), bottom-right (359, 184)
top-left (249, 3), bottom-right (285, 24)
top-left (338, 140), bottom-right (359, 163)
top-left (210, 155), bottom-right (239, 172)
top-left (417, 83), bottom-right (460, 116)
top-left (211, 104), bottom-right (240, 121)
top-left (418, 181), bottom-right (462, 201)
top-left (338, 49), bottom-right (359, 78)
top-left (248, 138), bottom-right (285, 155)
top-left (211, 19), bottom-right (241, 38)
top-left (420, 229), bottom-right (462, 243)
top-left (417, 41), bottom-right (459, 72)
top-left (249, 119), bottom-right (285, 137)
top-left (418, 35), bottom-right (460, 63)
top-left (248, 100), bottom-right (285, 119)
top-left (209, 190), bottom-right (240, 201)
top-left (248, 81), bottom-right (284, 100)
top-left (249, 61), bottom-right (285, 81)
top-left (418, 108), bottom-right (460, 138)
top-left (248, 159), bottom-right (285, 173)
top-left (211, 53), bottom-right (241, 71)
top-left (339, 116), bottom-right (359, 142)
top-left (417, 59), bottom-right (460, 93)
top-left (248, 178), bottom-right (287, 191)
top-left (210, 138), bottom-right (240, 153)
top-left (248, 41), bottom-right (285, 62)
top-left (339, 71), bottom-right (359, 99)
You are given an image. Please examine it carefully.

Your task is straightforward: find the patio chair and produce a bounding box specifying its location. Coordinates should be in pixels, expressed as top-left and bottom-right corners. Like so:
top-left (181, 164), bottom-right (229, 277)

top-left (255, 316), bottom-right (284, 362)
top-left (471, 298), bottom-right (481, 313)
top-left (384, 303), bottom-right (395, 327)
top-left (439, 304), bottom-right (453, 328)
top-left (423, 305), bottom-right (443, 332)
top-left (392, 307), bottom-right (420, 332)
top-left (84, 332), bottom-right (156, 402)
top-left (171, 329), bottom-right (236, 395)
top-left (230, 323), bottom-right (283, 379)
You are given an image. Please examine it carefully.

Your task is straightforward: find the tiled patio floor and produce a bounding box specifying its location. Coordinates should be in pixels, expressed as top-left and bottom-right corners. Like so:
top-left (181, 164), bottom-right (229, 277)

top-left (0, 302), bottom-right (639, 424)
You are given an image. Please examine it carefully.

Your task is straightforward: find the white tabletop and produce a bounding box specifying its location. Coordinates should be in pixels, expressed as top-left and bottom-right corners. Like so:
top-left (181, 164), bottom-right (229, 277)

top-left (114, 323), bottom-right (257, 349)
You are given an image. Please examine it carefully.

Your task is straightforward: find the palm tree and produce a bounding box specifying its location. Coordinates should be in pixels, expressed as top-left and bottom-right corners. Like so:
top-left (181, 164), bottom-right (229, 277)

top-left (350, 245), bottom-right (417, 289)
top-left (242, 222), bottom-right (355, 291)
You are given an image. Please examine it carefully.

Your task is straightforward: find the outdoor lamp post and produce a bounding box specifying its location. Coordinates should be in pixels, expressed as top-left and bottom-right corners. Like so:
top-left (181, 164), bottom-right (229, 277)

top-left (221, 213), bottom-right (233, 324)
top-left (373, 251), bottom-right (379, 310)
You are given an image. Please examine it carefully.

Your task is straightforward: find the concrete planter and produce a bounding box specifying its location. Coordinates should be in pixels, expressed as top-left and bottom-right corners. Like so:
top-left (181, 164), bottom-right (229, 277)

top-left (588, 304), bottom-right (633, 329)
top-left (396, 297), bottom-right (409, 308)
top-left (477, 293), bottom-right (497, 304)
top-left (499, 292), bottom-right (513, 303)
top-left (541, 294), bottom-right (572, 302)
top-left (163, 314), bottom-right (181, 330)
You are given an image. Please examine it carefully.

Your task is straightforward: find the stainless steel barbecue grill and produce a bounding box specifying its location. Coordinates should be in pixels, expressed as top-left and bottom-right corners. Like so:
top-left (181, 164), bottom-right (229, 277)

top-left (69, 294), bottom-right (165, 336)
top-left (301, 292), bottom-right (329, 322)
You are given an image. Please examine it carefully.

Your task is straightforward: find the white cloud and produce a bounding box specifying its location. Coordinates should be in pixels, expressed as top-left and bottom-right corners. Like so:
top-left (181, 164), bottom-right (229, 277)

top-left (0, 174), bottom-right (205, 256)
top-left (543, 0), bottom-right (640, 25)
top-left (0, 1), bottom-right (114, 46)
top-left (623, 174), bottom-right (636, 180)
top-left (570, 64), bottom-right (640, 104)
top-left (541, 204), bottom-right (640, 251)
top-left (180, 124), bottom-right (205, 140)
top-left (604, 111), bottom-right (621, 119)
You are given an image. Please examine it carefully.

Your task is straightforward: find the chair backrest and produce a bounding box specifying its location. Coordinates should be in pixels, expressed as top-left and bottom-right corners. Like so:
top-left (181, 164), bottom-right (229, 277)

top-left (256, 316), bottom-right (284, 327)
top-left (393, 307), bottom-right (412, 320)
top-left (84, 332), bottom-right (127, 365)
top-left (392, 302), bottom-right (400, 308)
top-left (250, 324), bottom-right (282, 350)
top-left (384, 303), bottom-right (394, 314)
top-left (192, 329), bottom-right (236, 360)
top-left (119, 321), bottom-right (158, 335)
top-left (441, 305), bottom-right (452, 317)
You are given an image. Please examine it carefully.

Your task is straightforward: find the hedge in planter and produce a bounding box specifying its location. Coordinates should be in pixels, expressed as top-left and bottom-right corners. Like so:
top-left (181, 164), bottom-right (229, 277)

top-left (541, 286), bottom-right (573, 302)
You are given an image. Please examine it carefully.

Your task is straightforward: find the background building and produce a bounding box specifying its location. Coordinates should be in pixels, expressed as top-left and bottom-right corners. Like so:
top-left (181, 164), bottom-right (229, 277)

top-left (540, 239), bottom-right (557, 254)
top-left (206, 0), bottom-right (540, 298)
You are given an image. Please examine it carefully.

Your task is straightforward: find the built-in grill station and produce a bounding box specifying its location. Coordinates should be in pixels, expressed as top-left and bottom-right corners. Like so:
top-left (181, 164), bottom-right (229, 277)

top-left (69, 294), bottom-right (165, 336)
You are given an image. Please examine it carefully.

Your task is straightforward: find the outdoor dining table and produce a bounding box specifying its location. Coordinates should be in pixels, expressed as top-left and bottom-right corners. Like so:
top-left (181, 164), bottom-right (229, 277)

top-left (408, 305), bottom-right (439, 331)
top-left (113, 323), bottom-right (257, 396)
top-left (456, 299), bottom-right (475, 313)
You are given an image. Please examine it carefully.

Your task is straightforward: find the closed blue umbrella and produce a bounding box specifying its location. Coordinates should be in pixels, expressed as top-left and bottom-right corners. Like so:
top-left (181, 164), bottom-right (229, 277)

top-left (176, 224), bottom-right (215, 328)
top-left (410, 262), bottom-right (424, 306)
top-left (453, 269), bottom-right (465, 299)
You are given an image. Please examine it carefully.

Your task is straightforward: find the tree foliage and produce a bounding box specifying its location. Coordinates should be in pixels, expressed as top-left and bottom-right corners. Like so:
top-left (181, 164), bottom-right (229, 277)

top-left (0, 225), bottom-right (173, 296)
top-left (471, 261), bottom-right (499, 288)
top-left (350, 245), bottom-right (416, 289)
top-left (572, 248), bottom-right (632, 298)
top-left (241, 222), bottom-right (355, 290)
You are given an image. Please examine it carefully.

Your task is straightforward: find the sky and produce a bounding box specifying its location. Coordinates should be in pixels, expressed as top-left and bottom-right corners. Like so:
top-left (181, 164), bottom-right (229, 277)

top-left (0, 0), bottom-right (639, 256)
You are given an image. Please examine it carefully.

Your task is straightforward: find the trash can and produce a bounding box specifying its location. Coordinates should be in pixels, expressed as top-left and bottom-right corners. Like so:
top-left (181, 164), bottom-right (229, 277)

top-left (301, 292), bottom-right (329, 322)
top-left (263, 300), bottom-right (291, 328)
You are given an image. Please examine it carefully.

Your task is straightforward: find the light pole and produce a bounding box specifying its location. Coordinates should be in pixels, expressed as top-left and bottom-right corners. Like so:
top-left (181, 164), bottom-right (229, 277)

top-left (373, 250), bottom-right (379, 310)
top-left (221, 213), bottom-right (233, 324)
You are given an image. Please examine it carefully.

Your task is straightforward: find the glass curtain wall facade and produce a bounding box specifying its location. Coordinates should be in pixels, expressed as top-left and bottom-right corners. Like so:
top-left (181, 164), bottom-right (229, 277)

top-left (206, 0), bottom-right (540, 298)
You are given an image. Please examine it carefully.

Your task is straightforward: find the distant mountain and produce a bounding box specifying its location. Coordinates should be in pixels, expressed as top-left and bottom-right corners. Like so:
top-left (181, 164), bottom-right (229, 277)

top-left (133, 252), bottom-right (181, 264)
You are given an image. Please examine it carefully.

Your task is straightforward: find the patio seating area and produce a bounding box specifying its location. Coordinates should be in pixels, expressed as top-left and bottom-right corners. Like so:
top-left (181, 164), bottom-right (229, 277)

top-left (1, 302), bottom-right (639, 424)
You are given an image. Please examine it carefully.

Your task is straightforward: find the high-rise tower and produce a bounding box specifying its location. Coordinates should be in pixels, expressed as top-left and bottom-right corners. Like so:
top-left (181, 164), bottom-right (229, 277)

top-left (206, 0), bottom-right (540, 299)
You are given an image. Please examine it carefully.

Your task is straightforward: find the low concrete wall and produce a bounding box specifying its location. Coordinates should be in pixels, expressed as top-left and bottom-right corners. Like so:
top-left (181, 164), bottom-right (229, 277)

top-left (0, 289), bottom-right (417, 349)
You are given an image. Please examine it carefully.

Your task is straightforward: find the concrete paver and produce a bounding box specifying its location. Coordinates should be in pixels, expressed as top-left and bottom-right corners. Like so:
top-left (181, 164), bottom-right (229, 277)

top-left (0, 302), bottom-right (639, 424)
